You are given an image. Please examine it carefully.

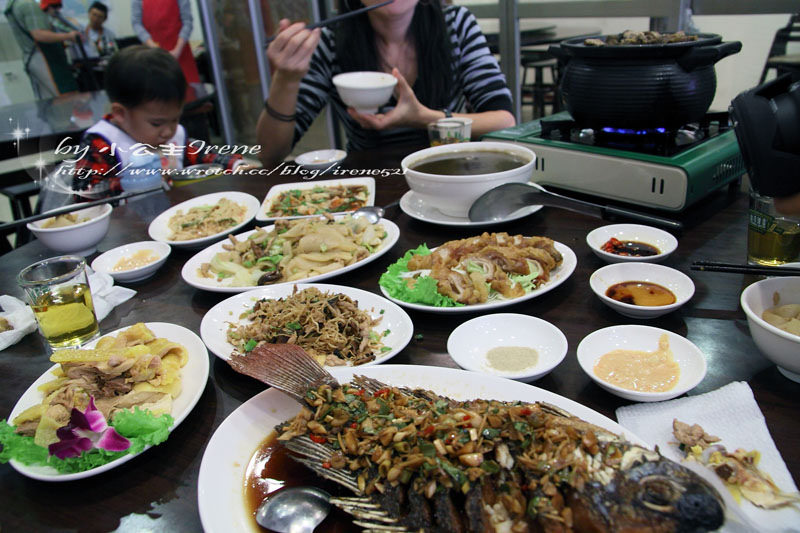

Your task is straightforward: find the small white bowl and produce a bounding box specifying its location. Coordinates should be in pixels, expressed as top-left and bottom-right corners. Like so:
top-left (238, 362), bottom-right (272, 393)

top-left (28, 204), bottom-right (112, 256)
top-left (586, 224), bottom-right (678, 263)
top-left (295, 149), bottom-right (347, 171)
top-left (740, 277), bottom-right (800, 382)
top-left (590, 262), bottom-right (695, 319)
top-left (446, 313), bottom-right (567, 382)
top-left (577, 325), bottom-right (707, 402)
top-left (91, 241), bottom-right (171, 282)
top-left (332, 71), bottom-right (397, 113)
top-left (401, 141), bottom-right (536, 218)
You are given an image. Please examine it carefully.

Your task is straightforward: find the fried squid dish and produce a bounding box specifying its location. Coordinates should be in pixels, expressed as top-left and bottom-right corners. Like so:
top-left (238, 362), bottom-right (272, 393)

top-left (230, 345), bottom-right (726, 533)
top-left (398, 232), bottom-right (563, 305)
top-left (226, 286), bottom-right (389, 366)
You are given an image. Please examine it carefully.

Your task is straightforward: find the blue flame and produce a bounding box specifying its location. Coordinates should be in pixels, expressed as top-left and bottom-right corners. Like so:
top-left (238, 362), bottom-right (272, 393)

top-left (601, 126), bottom-right (667, 135)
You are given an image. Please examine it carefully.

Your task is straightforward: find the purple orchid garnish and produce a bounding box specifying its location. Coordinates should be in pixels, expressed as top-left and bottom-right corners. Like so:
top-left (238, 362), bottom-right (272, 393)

top-left (48, 397), bottom-right (130, 459)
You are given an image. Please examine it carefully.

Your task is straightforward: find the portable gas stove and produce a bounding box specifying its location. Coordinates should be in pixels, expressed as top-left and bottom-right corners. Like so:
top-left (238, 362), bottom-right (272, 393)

top-left (482, 111), bottom-right (745, 211)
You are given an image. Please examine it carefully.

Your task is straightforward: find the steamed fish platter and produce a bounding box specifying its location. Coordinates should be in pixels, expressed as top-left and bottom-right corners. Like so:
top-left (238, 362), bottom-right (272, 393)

top-left (265, 183), bottom-right (369, 217)
top-left (226, 286), bottom-right (390, 366)
top-left (199, 214), bottom-right (388, 287)
top-left (167, 197), bottom-right (246, 241)
top-left (380, 232), bottom-right (563, 306)
top-left (231, 345), bottom-right (726, 533)
top-left (2, 324), bottom-right (185, 473)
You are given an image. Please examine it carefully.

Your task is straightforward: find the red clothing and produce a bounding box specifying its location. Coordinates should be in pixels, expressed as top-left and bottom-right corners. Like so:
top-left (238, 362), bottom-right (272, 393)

top-left (142, 0), bottom-right (200, 84)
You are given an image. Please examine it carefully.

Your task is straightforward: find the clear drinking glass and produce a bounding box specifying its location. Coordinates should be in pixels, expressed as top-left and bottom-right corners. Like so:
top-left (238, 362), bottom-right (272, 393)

top-left (427, 118), bottom-right (473, 146)
top-left (18, 255), bottom-right (100, 349)
top-left (747, 190), bottom-right (800, 266)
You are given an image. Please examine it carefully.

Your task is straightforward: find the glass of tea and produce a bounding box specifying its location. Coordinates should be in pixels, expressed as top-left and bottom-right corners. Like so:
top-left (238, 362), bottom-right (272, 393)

top-left (18, 255), bottom-right (100, 349)
top-left (747, 190), bottom-right (800, 266)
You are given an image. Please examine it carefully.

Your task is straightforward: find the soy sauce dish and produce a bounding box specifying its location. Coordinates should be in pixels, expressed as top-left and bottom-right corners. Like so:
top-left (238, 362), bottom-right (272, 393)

top-left (590, 263), bottom-right (695, 319)
top-left (586, 224), bottom-right (678, 263)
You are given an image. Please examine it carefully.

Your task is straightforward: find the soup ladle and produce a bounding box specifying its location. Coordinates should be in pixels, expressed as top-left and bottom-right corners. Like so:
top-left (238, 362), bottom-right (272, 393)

top-left (468, 182), bottom-right (683, 231)
top-left (352, 206), bottom-right (385, 224)
top-left (255, 486), bottom-right (332, 533)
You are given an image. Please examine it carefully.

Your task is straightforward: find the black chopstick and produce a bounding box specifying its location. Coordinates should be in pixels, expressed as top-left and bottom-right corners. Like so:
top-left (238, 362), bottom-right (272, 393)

top-left (264, 0), bottom-right (394, 45)
top-left (0, 185), bottom-right (165, 232)
top-left (691, 261), bottom-right (800, 276)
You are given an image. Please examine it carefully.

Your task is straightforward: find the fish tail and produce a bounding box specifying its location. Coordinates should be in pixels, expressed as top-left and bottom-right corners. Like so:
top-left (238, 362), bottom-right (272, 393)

top-left (228, 343), bottom-right (338, 402)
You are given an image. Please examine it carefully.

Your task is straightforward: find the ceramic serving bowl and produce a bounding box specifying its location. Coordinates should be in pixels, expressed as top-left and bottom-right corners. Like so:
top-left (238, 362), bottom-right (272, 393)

top-left (295, 149), bottom-right (347, 171)
top-left (28, 204), bottom-right (112, 256)
top-left (91, 241), bottom-right (171, 283)
top-left (740, 276), bottom-right (800, 382)
top-left (589, 262), bottom-right (695, 319)
top-left (401, 141), bottom-right (536, 218)
top-left (446, 313), bottom-right (568, 382)
top-left (586, 223), bottom-right (678, 263)
top-left (577, 324), bottom-right (707, 402)
top-left (332, 71), bottom-right (397, 113)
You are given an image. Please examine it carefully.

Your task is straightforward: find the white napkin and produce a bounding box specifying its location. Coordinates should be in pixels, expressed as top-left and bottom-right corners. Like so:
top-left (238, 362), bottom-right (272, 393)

top-left (617, 382), bottom-right (800, 532)
top-left (0, 295), bottom-right (38, 350)
top-left (87, 268), bottom-right (136, 321)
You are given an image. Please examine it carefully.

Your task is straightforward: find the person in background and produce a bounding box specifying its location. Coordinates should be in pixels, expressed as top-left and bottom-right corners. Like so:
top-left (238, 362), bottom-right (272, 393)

top-left (69, 46), bottom-right (245, 200)
top-left (131, 0), bottom-right (200, 88)
top-left (4, 0), bottom-right (79, 98)
top-left (83, 2), bottom-right (117, 58)
top-left (256, 0), bottom-right (515, 167)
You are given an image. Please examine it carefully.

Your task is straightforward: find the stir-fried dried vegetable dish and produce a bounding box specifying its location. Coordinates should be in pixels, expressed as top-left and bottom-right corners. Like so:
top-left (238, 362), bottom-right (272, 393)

top-left (167, 197), bottom-right (247, 241)
top-left (227, 287), bottom-right (389, 366)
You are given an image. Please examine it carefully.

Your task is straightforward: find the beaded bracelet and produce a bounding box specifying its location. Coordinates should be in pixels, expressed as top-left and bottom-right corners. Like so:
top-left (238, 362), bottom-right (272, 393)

top-left (264, 100), bottom-right (296, 122)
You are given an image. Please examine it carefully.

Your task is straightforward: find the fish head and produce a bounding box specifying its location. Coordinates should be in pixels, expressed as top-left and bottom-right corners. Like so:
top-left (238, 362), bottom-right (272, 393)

top-left (572, 446), bottom-right (725, 532)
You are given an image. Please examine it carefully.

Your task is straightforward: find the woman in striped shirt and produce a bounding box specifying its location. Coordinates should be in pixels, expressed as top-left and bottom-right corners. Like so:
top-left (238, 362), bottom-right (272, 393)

top-left (257, 0), bottom-right (515, 167)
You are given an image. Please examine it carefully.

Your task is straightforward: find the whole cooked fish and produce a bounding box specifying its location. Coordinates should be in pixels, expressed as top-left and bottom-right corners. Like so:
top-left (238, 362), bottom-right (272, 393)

top-left (230, 345), bottom-right (725, 533)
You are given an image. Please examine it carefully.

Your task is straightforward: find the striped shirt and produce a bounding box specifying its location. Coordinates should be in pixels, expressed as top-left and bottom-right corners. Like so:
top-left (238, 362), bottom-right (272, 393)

top-left (292, 5), bottom-right (513, 151)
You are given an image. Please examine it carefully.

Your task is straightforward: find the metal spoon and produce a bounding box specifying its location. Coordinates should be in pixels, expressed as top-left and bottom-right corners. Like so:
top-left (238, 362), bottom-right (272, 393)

top-left (352, 206), bottom-right (385, 223)
top-left (255, 486), bottom-right (331, 533)
top-left (468, 182), bottom-right (683, 231)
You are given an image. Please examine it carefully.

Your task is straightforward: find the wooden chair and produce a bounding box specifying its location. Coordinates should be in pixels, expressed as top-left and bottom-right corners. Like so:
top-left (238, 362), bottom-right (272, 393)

top-left (759, 14), bottom-right (800, 84)
top-left (520, 49), bottom-right (561, 119)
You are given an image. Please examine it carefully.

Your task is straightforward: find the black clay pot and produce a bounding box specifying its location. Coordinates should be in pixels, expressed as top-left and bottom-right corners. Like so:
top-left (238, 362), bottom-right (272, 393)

top-left (548, 34), bottom-right (742, 129)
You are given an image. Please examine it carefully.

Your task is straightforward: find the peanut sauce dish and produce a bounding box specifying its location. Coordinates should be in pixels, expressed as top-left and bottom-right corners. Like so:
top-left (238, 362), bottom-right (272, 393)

top-left (576, 325), bottom-right (707, 401)
top-left (446, 313), bottom-right (568, 382)
top-left (590, 263), bottom-right (695, 319)
top-left (91, 241), bottom-right (171, 283)
top-left (586, 224), bottom-right (678, 263)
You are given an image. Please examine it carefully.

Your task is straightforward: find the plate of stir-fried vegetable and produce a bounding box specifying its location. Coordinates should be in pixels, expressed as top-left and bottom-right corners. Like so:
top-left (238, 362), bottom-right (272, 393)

top-left (256, 177), bottom-right (375, 222)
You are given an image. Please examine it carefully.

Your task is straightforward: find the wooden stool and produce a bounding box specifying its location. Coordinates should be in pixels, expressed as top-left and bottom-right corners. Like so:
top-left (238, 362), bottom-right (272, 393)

top-left (521, 51), bottom-right (560, 119)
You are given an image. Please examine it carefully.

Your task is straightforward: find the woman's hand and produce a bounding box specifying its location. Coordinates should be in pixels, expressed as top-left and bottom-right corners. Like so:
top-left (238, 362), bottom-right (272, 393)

top-left (347, 68), bottom-right (438, 130)
top-left (267, 19), bottom-right (321, 83)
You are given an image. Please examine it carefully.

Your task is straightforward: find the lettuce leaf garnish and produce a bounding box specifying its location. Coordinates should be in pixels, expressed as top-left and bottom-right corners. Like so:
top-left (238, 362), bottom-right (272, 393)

top-left (379, 245), bottom-right (462, 307)
top-left (0, 407), bottom-right (174, 474)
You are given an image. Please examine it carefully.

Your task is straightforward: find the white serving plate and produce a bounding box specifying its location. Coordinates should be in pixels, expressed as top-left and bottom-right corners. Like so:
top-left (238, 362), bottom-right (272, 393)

top-left (147, 191), bottom-right (260, 249)
top-left (197, 364), bottom-right (646, 533)
top-left (586, 223), bottom-right (678, 263)
top-left (379, 241), bottom-right (576, 313)
top-left (181, 219), bottom-right (400, 293)
top-left (200, 282), bottom-right (413, 366)
top-left (447, 313), bottom-right (568, 381)
top-left (7, 322), bottom-right (209, 481)
top-left (399, 190), bottom-right (542, 227)
top-left (576, 325), bottom-right (707, 402)
top-left (256, 177), bottom-right (375, 223)
top-left (91, 241), bottom-right (171, 283)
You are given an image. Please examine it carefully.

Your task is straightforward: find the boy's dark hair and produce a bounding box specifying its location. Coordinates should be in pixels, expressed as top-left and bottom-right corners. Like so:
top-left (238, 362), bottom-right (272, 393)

top-left (105, 45), bottom-right (186, 108)
top-left (89, 1), bottom-right (108, 16)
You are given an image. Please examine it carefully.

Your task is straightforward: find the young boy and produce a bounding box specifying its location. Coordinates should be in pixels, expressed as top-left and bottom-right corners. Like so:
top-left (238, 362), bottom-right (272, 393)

top-left (70, 45), bottom-right (245, 199)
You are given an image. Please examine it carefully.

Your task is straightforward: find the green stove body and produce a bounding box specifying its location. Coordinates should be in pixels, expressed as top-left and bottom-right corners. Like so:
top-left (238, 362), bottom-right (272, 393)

top-left (482, 112), bottom-right (745, 211)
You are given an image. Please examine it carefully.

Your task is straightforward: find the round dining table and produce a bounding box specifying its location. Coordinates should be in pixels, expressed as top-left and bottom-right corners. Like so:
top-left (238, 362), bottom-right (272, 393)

top-left (0, 145), bottom-right (797, 532)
